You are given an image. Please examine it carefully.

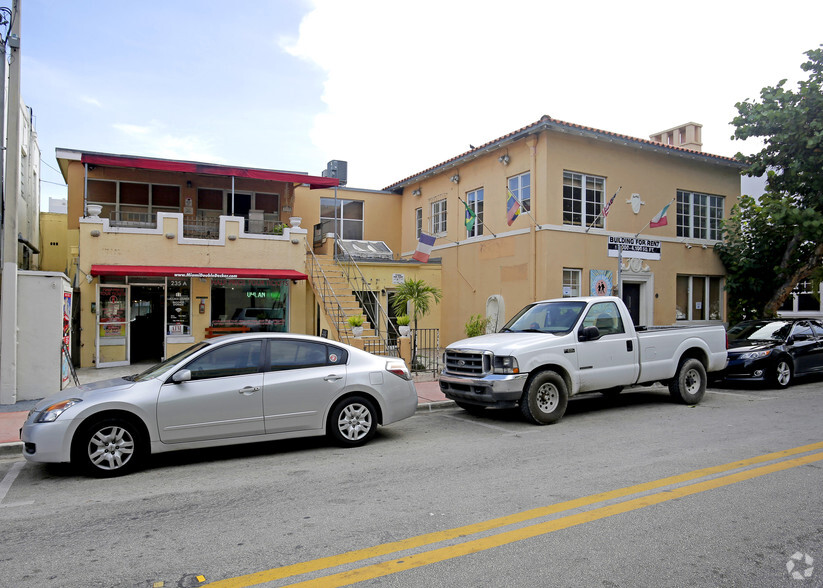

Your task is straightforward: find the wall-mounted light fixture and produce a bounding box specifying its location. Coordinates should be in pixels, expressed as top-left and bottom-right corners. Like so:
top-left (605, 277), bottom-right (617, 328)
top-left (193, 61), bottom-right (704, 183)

top-left (450, 174), bottom-right (460, 184)
top-left (685, 244), bottom-right (693, 249)
top-left (90, 229), bottom-right (101, 237)
top-left (411, 188), bottom-right (421, 197)
top-left (165, 233), bottom-right (175, 239)
top-left (186, 180), bottom-right (192, 188)
top-left (498, 154), bottom-right (510, 166)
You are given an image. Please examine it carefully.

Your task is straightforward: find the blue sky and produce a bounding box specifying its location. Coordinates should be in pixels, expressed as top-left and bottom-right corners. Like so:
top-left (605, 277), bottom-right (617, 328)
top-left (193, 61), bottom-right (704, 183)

top-left (22, 0), bottom-right (823, 207)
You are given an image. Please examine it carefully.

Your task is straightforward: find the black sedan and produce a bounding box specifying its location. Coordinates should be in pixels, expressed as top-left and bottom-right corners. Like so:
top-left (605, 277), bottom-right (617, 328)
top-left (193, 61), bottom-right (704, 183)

top-left (723, 319), bottom-right (823, 388)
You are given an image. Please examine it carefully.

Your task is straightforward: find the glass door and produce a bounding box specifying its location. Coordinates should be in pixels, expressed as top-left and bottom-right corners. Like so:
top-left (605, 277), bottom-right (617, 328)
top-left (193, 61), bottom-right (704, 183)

top-left (96, 284), bottom-right (130, 367)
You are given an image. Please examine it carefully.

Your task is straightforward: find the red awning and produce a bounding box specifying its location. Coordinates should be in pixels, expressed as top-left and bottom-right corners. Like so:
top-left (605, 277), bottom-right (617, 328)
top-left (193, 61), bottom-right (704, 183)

top-left (81, 153), bottom-right (339, 190)
top-left (90, 265), bottom-right (307, 280)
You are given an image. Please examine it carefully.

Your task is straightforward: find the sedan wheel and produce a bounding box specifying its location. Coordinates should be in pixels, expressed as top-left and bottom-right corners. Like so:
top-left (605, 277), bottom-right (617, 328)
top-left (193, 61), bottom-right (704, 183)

top-left (328, 396), bottom-right (377, 447)
top-left (74, 418), bottom-right (143, 477)
top-left (772, 359), bottom-right (792, 388)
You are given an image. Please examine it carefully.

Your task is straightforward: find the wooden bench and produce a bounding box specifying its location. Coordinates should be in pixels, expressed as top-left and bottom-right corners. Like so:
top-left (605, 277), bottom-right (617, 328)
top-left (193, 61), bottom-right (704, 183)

top-left (205, 326), bottom-right (251, 338)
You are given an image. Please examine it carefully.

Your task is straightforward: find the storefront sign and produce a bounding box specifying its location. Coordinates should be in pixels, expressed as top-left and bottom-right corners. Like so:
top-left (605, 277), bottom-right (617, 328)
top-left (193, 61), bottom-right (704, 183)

top-left (392, 273), bottom-right (405, 285)
top-left (607, 236), bottom-right (662, 260)
top-left (167, 279), bottom-right (191, 335)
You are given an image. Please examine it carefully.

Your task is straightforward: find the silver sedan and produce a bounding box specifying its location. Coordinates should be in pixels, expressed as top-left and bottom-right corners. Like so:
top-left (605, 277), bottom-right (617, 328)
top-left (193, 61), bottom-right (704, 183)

top-left (21, 333), bottom-right (417, 477)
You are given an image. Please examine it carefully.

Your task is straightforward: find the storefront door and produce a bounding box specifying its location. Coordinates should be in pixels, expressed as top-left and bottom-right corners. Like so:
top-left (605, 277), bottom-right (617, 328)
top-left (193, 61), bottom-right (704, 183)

top-left (130, 285), bottom-right (166, 364)
top-left (96, 284), bottom-right (130, 368)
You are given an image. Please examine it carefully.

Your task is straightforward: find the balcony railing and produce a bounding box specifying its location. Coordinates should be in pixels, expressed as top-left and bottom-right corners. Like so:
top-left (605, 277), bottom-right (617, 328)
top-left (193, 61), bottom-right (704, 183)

top-left (102, 211), bottom-right (290, 240)
top-left (109, 211), bottom-right (157, 229)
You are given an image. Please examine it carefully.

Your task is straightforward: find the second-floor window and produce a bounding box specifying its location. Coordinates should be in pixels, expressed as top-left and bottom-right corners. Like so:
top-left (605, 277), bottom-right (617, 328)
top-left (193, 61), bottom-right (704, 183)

top-left (677, 190), bottom-right (724, 241)
top-left (415, 207), bottom-right (422, 238)
top-left (466, 188), bottom-right (484, 238)
top-left (320, 198), bottom-right (364, 240)
top-left (563, 171), bottom-right (605, 228)
top-left (508, 172), bottom-right (531, 212)
top-left (431, 199), bottom-right (447, 235)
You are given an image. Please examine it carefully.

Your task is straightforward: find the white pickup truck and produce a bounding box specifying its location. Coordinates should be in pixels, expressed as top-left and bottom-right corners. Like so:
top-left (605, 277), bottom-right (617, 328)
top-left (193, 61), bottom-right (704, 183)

top-left (439, 296), bottom-right (727, 425)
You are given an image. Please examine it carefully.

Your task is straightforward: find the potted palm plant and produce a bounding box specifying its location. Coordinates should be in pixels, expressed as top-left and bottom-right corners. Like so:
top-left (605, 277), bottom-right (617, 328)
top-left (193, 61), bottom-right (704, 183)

top-left (396, 314), bottom-right (411, 336)
top-left (347, 315), bottom-right (364, 338)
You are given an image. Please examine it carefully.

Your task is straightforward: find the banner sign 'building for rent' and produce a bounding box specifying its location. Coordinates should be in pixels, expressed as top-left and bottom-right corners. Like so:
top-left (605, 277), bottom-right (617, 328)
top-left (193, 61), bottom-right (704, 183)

top-left (607, 236), bottom-right (662, 260)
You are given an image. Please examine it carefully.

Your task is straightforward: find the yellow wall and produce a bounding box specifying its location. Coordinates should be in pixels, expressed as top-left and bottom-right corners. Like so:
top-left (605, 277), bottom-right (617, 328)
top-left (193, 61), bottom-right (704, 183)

top-left (293, 185), bottom-right (403, 252)
top-left (38, 212), bottom-right (69, 273)
top-left (397, 128), bottom-right (742, 345)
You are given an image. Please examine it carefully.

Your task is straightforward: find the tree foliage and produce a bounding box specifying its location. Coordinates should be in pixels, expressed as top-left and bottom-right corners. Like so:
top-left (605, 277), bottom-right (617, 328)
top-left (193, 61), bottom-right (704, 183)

top-left (391, 279), bottom-right (442, 331)
top-left (717, 46), bottom-right (823, 322)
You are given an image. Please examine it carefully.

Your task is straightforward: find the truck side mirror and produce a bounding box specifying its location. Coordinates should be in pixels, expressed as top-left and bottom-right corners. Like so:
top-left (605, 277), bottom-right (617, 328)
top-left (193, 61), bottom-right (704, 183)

top-left (579, 325), bottom-right (600, 341)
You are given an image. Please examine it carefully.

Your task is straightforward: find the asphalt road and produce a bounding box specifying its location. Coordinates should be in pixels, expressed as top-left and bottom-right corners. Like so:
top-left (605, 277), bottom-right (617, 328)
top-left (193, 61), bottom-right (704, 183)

top-left (1, 379), bottom-right (822, 588)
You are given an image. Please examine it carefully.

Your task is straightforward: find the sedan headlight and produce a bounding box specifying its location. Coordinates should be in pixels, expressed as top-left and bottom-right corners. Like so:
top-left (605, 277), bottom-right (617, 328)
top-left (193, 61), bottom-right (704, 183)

top-left (738, 350), bottom-right (772, 360)
top-left (493, 356), bottom-right (519, 375)
top-left (35, 398), bottom-right (82, 423)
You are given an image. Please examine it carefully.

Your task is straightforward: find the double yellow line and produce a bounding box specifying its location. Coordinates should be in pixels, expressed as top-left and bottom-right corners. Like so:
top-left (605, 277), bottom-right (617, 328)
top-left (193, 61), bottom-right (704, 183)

top-left (206, 441), bottom-right (823, 588)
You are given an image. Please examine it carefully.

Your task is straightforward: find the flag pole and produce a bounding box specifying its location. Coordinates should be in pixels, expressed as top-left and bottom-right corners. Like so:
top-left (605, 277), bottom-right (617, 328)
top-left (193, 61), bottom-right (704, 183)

top-left (634, 196), bottom-right (675, 238)
top-left (585, 186), bottom-right (621, 234)
top-left (507, 188), bottom-right (541, 229)
top-left (458, 196), bottom-right (496, 237)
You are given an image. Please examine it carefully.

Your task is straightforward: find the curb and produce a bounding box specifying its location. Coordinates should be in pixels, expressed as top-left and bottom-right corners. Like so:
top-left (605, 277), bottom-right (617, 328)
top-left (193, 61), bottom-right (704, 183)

top-left (415, 400), bottom-right (455, 412)
top-left (0, 442), bottom-right (22, 459)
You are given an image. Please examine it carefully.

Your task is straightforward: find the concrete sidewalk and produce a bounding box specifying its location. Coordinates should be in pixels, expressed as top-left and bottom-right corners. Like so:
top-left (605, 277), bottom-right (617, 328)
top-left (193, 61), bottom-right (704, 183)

top-left (0, 364), bottom-right (451, 458)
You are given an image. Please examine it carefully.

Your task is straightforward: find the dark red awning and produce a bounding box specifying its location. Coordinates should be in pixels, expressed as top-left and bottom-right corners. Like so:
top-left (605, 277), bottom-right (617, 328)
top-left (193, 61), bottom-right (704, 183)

top-left (90, 265), bottom-right (307, 280)
top-left (81, 154), bottom-right (339, 190)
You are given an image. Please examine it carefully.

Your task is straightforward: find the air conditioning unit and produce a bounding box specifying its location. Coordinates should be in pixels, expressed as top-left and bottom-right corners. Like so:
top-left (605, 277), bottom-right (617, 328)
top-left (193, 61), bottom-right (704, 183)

top-left (321, 160), bottom-right (348, 186)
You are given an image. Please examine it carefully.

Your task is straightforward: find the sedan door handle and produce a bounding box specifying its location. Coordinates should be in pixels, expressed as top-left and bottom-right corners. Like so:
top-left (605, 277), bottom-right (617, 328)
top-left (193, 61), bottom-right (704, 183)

top-left (238, 386), bottom-right (259, 395)
top-left (324, 374), bottom-right (343, 382)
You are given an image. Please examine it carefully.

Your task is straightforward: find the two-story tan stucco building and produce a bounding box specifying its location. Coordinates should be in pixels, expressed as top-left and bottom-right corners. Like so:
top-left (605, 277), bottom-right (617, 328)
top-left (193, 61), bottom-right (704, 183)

top-left (49, 115), bottom-right (745, 370)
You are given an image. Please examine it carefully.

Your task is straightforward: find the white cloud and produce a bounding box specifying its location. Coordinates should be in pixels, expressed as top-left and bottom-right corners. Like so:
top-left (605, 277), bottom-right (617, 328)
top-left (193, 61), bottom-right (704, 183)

top-left (111, 121), bottom-right (224, 163)
top-left (287, 0), bottom-right (823, 189)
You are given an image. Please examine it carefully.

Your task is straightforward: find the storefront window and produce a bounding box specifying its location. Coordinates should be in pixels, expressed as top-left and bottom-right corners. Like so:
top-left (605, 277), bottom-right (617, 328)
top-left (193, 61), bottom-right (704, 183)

top-left (210, 278), bottom-right (288, 332)
top-left (167, 279), bottom-right (191, 335)
top-left (99, 286), bottom-right (127, 338)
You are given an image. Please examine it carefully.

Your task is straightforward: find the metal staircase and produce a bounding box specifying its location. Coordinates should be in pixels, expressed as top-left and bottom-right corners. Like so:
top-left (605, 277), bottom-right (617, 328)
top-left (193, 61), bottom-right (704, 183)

top-left (305, 241), bottom-right (400, 356)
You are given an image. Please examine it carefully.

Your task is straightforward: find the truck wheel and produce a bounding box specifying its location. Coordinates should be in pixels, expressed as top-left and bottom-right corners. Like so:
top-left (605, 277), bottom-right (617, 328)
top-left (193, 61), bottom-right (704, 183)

top-left (520, 371), bottom-right (568, 425)
top-left (668, 358), bottom-right (707, 405)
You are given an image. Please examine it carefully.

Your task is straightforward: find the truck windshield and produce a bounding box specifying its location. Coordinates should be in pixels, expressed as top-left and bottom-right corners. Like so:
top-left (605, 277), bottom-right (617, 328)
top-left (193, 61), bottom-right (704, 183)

top-left (502, 301), bottom-right (586, 334)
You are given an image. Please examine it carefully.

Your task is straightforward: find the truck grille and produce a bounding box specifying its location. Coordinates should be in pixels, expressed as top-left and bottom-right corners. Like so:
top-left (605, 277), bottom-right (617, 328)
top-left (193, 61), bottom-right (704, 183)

top-left (444, 350), bottom-right (490, 376)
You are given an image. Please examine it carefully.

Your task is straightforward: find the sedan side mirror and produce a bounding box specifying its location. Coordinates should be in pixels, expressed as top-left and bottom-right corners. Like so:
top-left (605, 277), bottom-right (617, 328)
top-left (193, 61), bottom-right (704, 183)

top-left (171, 369), bottom-right (192, 383)
top-left (579, 325), bottom-right (600, 341)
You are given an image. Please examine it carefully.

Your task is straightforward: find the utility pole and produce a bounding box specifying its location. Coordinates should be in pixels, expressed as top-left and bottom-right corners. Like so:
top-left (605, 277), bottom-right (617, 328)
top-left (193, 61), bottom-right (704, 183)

top-left (0, 0), bottom-right (20, 404)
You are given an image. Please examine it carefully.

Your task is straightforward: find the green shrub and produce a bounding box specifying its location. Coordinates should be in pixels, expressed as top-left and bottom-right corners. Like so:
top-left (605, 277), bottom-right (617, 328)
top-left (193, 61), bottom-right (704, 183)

top-left (396, 314), bottom-right (411, 326)
top-left (347, 315), bottom-right (364, 327)
top-left (465, 314), bottom-right (490, 337)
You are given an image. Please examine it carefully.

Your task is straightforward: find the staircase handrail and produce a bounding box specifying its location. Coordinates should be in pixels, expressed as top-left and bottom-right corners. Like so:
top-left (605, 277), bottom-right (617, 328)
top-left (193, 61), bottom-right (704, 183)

top-left (304, 240), bottom-right (353, 344)
top-left (333, 236), bottom-right (401, 345)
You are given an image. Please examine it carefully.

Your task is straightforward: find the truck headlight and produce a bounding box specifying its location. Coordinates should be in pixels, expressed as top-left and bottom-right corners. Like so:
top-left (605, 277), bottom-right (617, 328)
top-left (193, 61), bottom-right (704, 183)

top-left (493, 356), bottom-right (519, 374)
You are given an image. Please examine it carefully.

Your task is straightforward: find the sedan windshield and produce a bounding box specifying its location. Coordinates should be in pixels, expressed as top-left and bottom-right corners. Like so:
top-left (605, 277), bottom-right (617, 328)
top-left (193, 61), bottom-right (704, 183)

top-left (502, 301), bottom-right (586, 334)
top-left (132, 341), bottom-right (211, 382)
top-left (727, 321), bottom-right (792, 344)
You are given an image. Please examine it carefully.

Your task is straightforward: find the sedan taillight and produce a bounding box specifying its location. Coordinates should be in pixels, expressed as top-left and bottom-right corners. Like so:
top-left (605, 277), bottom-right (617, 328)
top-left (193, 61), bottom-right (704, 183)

top-left (385, 359), bottom-right (412, 381)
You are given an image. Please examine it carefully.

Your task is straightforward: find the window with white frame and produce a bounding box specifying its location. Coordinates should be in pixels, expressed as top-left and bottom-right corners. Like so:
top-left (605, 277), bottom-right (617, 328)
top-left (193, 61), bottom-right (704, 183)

top-left (677, 190), bottom-right (724, 240)
top-left (320, 198), bottom-right (364, 239)
top-left (466, 188), bottom-right (484, 238)
top-left (508, 172), bottom-right (531, 212)
top-left (562, 268), bottom-right (582, 297)
top-left (676, 275), bottom-right (723, 321)
top-left (415, 207), bottom-right (422, 238)
top-left (431, 199), bottom-right (447, 235)
top-left (779, 279), bottom-right (823, 315)
top-left (563, 171), bottom-right (605, 228)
